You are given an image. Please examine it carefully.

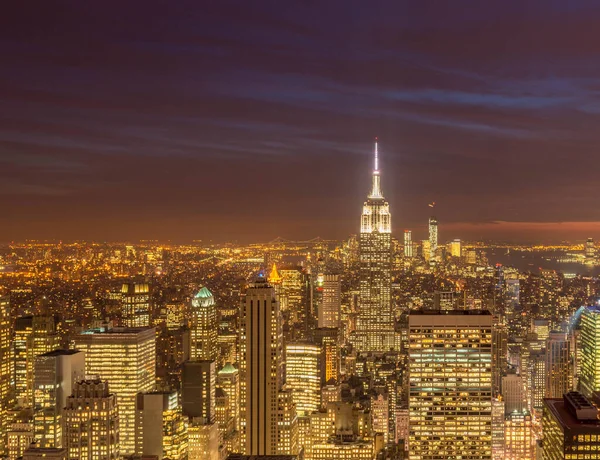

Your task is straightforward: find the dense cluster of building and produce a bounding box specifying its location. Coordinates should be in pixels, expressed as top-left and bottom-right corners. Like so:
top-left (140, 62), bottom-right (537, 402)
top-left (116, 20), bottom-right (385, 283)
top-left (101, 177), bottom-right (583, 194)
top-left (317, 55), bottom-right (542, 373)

top-left (0, 143), bottom-right (600, 459)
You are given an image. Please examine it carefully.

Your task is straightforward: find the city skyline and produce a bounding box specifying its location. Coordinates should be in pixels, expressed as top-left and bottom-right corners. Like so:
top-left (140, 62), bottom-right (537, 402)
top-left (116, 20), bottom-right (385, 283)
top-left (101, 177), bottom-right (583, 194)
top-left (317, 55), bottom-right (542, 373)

top-left (3, 2), bottom-right (600, 243)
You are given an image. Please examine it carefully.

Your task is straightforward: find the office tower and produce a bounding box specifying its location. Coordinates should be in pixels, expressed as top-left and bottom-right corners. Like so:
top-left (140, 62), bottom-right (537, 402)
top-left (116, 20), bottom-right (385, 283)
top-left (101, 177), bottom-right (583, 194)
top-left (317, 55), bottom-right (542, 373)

top-left (408, 310), bottom-right (493, 460)
top-left (276, 389), bottom-right (299, 456)
top-left (433, 291), bottom-right (462, 310)
top-left (190, 287), bottom-right (218, 361)
top-left (319, 274), bottom-right (340, 329)
top-left (532, 319), bottom-right (550, 342)
top-left (182, 360), bottom-right (216, 422)
top-left (542, 392), bottom-right (600, 460)
top-left (63, 379), bottom-right (119, 460)
top-left (585, 238), bottom-right (596, 265)
top-left (371, 392), bottom-right (389, 444)
top-left (0, 296), bottom-right (13, 455)
top-left (239, 277), bottom-right (284, 455)
top-left (279, 267), bottom-right (310, 340)
top-left (428, 216), bottom-right (438, 262)
top-left (526, 348), bottom-right (545, 414)
top-left (73, 324), bottom-right (156, 454)
top-left (421, 240), bottom-right (431, 262)
top-left (14, 316), bottom-right (61, 407)
top-left (502, 374), bottom-right (525, 413)
top-left (22, 447), bottom-right (68, 460)
top-left (449, 238), bottom-right (461, 258)
top-left (505, 276), bottom-right (520, 309)
top-left (492, 321), bottom-right (508, 395)
top-left (578, 306), bottom-right (600, 397)
top-left (546, 332), bottom-right (572, 398)
top-left (356, 140), bottom-right (394, 352)
top-left (217, 363), bottom-right (240, 432)
top-left (33, 350), bottom-right (85, 448)
top-left (404, 230), bottom-right (413, 258)
top-left (491, 398), bottom-right (505, 460)
top-left (135, 391), bottom-right (188, 460)
top-left (465, 248), bottom-right (477, 264)
top-left (7, 420), bottom-right (33, 460)
top-left (188, 420), bottom-right (219, 460)
top-left (121, 280), bottom-right (151, 327)
top-left (504, 410), bottom-right (534, 460)
top-left (285, 343), bottom-right (321, 416)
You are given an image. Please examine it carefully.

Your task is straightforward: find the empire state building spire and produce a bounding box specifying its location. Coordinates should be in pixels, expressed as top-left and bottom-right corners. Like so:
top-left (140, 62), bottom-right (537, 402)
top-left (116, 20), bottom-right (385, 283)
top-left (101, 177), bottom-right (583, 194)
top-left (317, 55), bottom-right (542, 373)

top-left (369, 138), bottom-right (383, 198)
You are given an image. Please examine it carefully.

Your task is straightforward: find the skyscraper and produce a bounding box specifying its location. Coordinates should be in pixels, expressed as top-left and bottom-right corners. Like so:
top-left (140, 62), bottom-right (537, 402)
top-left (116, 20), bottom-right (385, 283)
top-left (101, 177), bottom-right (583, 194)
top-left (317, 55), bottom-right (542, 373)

top-left (404, 230), bottom-right (413, 258)
top-left (428, 216), bottom-right (438, 262)
top-left (285, 343), bottom-right (321, 416)
top-left (135, 391), bottom-right (188, 460)
top-left (239, 276), bottom-right (284, 455)
top-left (121, 280), bottom-right (151, 328)
top-left (408, 310), bottom-right (493, 460)
top-left (182, 360), bottom-right (216, 422)
top-left (545, 331), bottom-right (572, 398)
top-left (585, 238), bottom-right (596, 265)
top-left (319, 274), bottom-right (340, 329)
top-left (542, 392), bottom-right (600, 460)
top-left (356, 140), bottom-right (394, 352)
top-left (0, 296), bottom-right (13, 455)
top-left (63, 379), bottom-right (119, 460)
top-left (190, 287), bottom-right (218, 361)
top-left (73, 324), bottom-right (156, 454)
top-left (33, 349), bottom-right (85, 448)
top-left (578, 306), bottom-right (600, 398)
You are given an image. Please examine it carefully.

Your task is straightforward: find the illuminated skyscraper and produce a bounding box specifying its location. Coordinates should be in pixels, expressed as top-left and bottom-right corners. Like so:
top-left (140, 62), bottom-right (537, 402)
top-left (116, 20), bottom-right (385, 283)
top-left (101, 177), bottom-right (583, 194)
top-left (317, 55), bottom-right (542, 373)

top-left (449, 239), bottom-right (461, 258)
top-left (33, 349), bottom-right (85, 448)
top-left (585, 238), bottom-right (596, 265)
top-left (285, 343), bottom-right (321, 416)
top-left (73, 324), bottom-right (156, 454)
top-left (0, 296), bottom-right (13, 455)
top-left (319, 274), bottom-right (340, 329)
top-left (408, 310), bottom-right (493, 460)
top-left (190, 287), bottom-right (218, 361)
top-left (239, 276), bottom-right (284, 455)
top-left (404, 230), bottom-right (413, 258)
top-left (121, 280), bottom-right (151, 328)
top-left (14, 316), bottom-right (60, 407)
top-left (63, 379), bottom-right (119, 460)
top-left (217, 363), bottom-right (240, 454)
top-left (504, 410), bottom-right (534, 460)
top-left (428, 216), bottom-right (438, 262)
top-left (545, 332), bottom-right (572, 398)
top-left (578, 306), bottom-right (600, 398)
top-left (542, 392), bottom-right (600, 460)
top-left (356, 140), bottom-right (394, 352)
top-left (135, 391), bottom-right (188, 460)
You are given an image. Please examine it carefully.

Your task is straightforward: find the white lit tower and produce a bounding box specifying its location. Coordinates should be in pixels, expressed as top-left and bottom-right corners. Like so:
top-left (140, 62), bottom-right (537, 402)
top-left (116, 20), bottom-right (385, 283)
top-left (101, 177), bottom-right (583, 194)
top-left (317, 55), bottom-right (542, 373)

top-left (356, 139), bottom-right (394, 352)
top-left (428, 203), bottom-right (438, 262)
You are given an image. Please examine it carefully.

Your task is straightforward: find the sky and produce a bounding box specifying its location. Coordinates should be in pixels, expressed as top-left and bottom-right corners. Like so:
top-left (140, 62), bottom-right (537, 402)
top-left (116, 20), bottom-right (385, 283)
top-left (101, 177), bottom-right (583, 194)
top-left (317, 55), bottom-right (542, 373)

top-left (2, 1), bottom-right (600, 243)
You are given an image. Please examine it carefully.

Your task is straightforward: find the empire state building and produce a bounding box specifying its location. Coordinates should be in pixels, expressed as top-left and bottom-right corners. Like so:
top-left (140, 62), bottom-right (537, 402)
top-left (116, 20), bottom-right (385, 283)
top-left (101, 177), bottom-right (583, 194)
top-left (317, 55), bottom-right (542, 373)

top-left (354, 140), bottom-right (394, 352)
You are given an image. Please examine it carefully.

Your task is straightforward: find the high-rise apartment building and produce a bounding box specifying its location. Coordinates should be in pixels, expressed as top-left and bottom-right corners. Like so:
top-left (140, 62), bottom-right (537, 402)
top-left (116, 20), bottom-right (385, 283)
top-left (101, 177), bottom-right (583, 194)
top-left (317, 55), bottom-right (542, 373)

top-left (285, 343), bottom-right (321, 416)
top-left (121, 280), bottom-right (151, 328)
top-left (239, 276), bottom-right (284, 455)
top-left (319, 274), bottom-right (340, 329)
top-left (63, 379), bottom-right (119, 460)
top-left (542, 392), bottom-right (600, 460)
top-left (73, 324), bottom-right (156, 455)
top-left (190, 287), bottom-right (218, 361)
top-left (33, 349), bottom-right (85, 448)
top-left (408, 310), bottom-right (493, 460)
top-left (546, 331), bottom-right (572, 398)
top-left (356, 140), bottom-right (394, 352)
top-left (578, 306), bottom-right (600, 398)
top-left (135, 391), bottom-right (188, 460)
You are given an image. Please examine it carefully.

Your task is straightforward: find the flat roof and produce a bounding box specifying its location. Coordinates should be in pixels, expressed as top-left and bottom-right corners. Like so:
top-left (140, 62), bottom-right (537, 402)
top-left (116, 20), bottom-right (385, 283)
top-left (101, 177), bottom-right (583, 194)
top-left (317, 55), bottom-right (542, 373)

top-left (38, 349), bottom-right (81, 357)
top-left (544, 398), bottom-right (600, 434)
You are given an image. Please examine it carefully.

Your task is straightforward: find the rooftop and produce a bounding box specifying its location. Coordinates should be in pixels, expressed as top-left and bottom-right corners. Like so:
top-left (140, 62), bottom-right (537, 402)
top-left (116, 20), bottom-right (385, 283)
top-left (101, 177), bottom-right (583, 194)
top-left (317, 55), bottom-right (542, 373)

top-left (38, 349), bottom-right (81, 357)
